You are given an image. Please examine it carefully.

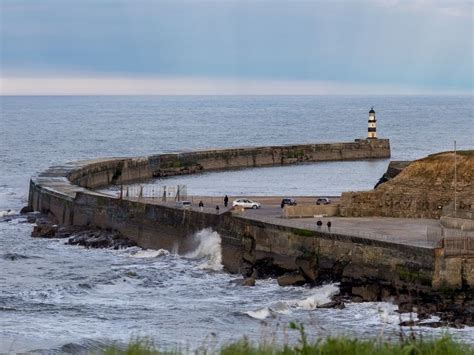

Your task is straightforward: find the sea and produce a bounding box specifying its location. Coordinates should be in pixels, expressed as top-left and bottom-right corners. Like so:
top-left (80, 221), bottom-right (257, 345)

top-left (0, 96), bottom-right (473, 353)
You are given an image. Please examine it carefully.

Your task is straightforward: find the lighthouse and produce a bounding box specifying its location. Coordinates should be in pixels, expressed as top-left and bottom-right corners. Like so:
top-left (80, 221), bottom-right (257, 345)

top-left (368, 107), bottom-right (377, 139)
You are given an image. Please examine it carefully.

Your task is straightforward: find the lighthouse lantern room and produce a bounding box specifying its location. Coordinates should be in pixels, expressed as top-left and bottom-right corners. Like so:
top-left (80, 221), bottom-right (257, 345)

top-left (368, 107), bottom-right (377, 139)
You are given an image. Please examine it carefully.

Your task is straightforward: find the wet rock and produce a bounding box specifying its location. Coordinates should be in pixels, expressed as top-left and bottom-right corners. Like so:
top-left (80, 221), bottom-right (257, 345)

top-left (231, 277), bottom-right (256, 287)
top-left (243, 277), bottom-right (256, 286)
top-left (295, 255), bottom-right (318, 282)
top-left (439, 311), bottom-right (474, 327)
top-left (277, 273), bottom-right (306, 287)
top-left (318, 299), bottom-right (346, 309)
top-left (399, 320), bottom-right (418, 327)
top-left (418, 321), bottom-right (445, 328)
top-left (251, 257), bottom-right (289, 279)
top-left (31, 222), bottom-right (59, 238)
top-left (55, 227), bottom-right (76, 239)
top-left (351, 285), bottom-right (380, 301)
top-left (67, 229), bottom-right (136, 249)
top-left (20, 206), bottom-right (34, 214)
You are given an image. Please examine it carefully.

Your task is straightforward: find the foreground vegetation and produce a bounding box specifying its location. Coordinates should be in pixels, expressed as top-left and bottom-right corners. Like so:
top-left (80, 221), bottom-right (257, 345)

top-left (104, 323), bottom-right (473, 355)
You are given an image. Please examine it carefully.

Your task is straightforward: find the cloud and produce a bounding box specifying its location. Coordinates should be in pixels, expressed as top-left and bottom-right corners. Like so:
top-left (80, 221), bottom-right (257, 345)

top-left (1, 74), bottom-right (469, 95)
top-left (374, 0), bottom-right (473, 19)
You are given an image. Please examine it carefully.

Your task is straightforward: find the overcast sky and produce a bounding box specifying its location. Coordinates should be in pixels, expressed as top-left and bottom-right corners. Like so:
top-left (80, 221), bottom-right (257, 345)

top-left (1, 0), bottom-right (472, 95)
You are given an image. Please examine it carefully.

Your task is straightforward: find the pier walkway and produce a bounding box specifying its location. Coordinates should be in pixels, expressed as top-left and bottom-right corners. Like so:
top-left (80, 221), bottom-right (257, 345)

top-left (128, 195), bottom-right (442, 249)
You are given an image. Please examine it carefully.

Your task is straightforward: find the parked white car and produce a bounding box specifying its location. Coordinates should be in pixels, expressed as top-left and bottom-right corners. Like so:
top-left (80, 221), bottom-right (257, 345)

top-left (232, 199), bottom-right (261, 209)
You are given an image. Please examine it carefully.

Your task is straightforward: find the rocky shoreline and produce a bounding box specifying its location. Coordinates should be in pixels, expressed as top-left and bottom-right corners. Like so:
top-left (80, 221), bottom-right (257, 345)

top-left (22, 211), bottom-right (473, 329)
top-left (239, 253), bottom-right (474, 328)
top-left (28, 213), bottom-right (136, 249)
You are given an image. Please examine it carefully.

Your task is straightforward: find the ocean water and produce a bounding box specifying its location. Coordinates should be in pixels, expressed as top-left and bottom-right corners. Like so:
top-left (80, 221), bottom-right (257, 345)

top-left (0, 96), bottom-right (473, 352)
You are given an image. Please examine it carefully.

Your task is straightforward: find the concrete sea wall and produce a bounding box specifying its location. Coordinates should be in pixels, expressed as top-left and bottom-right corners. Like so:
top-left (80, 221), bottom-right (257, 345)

top-left (65, 139), bottom-right (391, 189)
top-left (27, 139), bottom-right (473, 299)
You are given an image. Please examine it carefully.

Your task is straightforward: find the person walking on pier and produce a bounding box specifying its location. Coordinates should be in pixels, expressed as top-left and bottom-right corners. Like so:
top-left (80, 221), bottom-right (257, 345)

top-left (327, 221), bottom-right (332, 232)
top-left (199, 200), bottom-right (204, 212)
top-left (317, 220), bottom-right (322, 230)
top-left (224, 195), bottom-right (229, 208)
top-left (216, 205), bottom-right (220, 214)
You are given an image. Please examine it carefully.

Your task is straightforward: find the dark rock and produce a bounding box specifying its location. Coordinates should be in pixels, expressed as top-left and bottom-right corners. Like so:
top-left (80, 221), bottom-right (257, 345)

top-left (318, 300), bottom-right (346, 309)
top-left (417, 312), bottom-right (430, 321)
top-left (67, 229), bottom-right (136, 249)
top-left (251, 257), bottom-right (289, 279)
top-left (277, 273), bottom-right (306, 287)
top-left (399, 320), bottom-right (418, 327)
top-left (351, 285), bottom-right (380, 301)
top-left (242, 277), bottom-right (256, 286)
top-left (20, 206), bottom-right (34, 214)
top-left (351, 296), bottom-right (364, 303)
top-left (231, 277), bottom-right (256, 287)
top-left (380, 287), bottom-right (394, 301)
top-left (26, 215), bottom-right (37, 223)
top-left (419, 321), bottom-right (445, 328)
top-left (31, 222), bottom-right (59, 238)
top-left (295, 255), bottom-right (318, 282)
top-left (56, 227), bottom-right (74, 239)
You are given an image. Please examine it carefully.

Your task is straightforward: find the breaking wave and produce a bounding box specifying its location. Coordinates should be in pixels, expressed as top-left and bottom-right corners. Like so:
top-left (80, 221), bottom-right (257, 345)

top-left (244, 283), bottom-right (340, 319)
top-left (185, 228), bottom-right (223, 271)
top-left (287, 283), bottom-right (340, 310)
top-left (0, 209), bottom-right (16, 218)
top-left (244, 307), bottom-right (272, 320)
top-left (129, 249), bottom-right (170, 258)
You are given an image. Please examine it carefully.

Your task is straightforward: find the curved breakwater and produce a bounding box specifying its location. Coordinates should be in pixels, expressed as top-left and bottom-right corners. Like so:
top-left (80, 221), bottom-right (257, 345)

top-left (26, 138), bottom-right (472, 319)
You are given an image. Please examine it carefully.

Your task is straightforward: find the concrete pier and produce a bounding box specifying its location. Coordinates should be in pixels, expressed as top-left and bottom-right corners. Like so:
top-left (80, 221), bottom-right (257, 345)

top-left (27, 139), bottom-right (473, 306)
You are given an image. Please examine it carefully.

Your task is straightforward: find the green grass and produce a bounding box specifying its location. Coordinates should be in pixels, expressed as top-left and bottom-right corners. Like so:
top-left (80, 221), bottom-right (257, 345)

top-left (293, 229), bottom-right (315, 237)
top-left (220, 336), bottom-right (471, 355)
top-left (103, 324), bottom-right (473, 355)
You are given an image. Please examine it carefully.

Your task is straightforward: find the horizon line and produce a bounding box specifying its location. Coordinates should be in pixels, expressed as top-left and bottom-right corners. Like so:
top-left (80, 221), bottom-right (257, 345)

top-left (1, 75), bottom-right (471, 96)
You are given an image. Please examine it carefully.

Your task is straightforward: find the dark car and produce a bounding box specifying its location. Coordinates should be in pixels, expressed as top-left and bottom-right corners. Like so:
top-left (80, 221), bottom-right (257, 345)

top-left (281, 198), bottom-right (297, 208)
top-left (316, 198), bottom-right (331, 205)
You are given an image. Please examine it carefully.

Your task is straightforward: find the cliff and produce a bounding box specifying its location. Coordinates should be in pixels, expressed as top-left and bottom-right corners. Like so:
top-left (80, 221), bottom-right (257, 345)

top-left (340, 151), bottom-right (474, 218)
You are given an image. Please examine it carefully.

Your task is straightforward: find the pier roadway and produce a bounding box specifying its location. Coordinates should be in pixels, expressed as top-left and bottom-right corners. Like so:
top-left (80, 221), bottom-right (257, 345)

top-left (130, 195), bottom-right (441, 249)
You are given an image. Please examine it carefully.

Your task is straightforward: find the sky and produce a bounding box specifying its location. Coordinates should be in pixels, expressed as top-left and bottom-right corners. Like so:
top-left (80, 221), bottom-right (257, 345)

top-left (0, 0), bottom-right (473, 95)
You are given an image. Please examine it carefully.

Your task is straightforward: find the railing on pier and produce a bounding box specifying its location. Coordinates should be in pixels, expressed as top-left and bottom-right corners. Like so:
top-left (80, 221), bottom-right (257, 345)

top-left (116, 184), bottom-right (188, 201)
top-left (443, 236), bottom-right (474, 256)
top-left (441, 206), bottom-right (474, 220)
top-left (417, 225), bottom-right (474, 255)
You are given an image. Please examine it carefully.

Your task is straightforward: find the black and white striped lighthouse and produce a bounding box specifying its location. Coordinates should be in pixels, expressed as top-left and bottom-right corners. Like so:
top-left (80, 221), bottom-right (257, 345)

top-left (368, 107), bottom-right (377, 139)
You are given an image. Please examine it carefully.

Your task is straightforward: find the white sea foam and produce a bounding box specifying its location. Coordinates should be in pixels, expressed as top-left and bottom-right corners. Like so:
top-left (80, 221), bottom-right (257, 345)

top-left (243, 284), bottom-right (340, 320)
top-left (129, 249), bottom-right (170, 258)
top-left (271, 301), bottom-right (291, 315)
top-left (244, 307), bottom-right (272, 320)
top-left (185, 228), bottom-right (223, 271)
top-left (0, 210), bottom-right (16, 217)
top-left (286, 283), bottom-right (340, 310)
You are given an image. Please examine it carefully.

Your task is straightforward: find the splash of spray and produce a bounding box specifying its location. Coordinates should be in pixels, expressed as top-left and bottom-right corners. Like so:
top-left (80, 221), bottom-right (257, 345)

top-left (185, 228), bottom-right (223, 271)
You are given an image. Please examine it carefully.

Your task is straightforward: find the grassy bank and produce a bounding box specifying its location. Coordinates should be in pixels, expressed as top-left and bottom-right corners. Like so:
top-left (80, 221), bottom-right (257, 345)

top-left (104, 324), bottom-right (473, 355)
top-left (104, 336), bottom-right (472, 355)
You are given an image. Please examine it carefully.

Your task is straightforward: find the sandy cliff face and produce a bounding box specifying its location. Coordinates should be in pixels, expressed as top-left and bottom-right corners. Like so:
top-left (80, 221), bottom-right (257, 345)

top-left (340, 151), bottom-right (474, 218)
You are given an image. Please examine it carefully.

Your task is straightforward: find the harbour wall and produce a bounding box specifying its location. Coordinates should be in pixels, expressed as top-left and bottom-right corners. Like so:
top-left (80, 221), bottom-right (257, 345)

top-left (67, 138), bottom-right (391, 189)
top-left (27, 139), bottom-right (473, 301)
